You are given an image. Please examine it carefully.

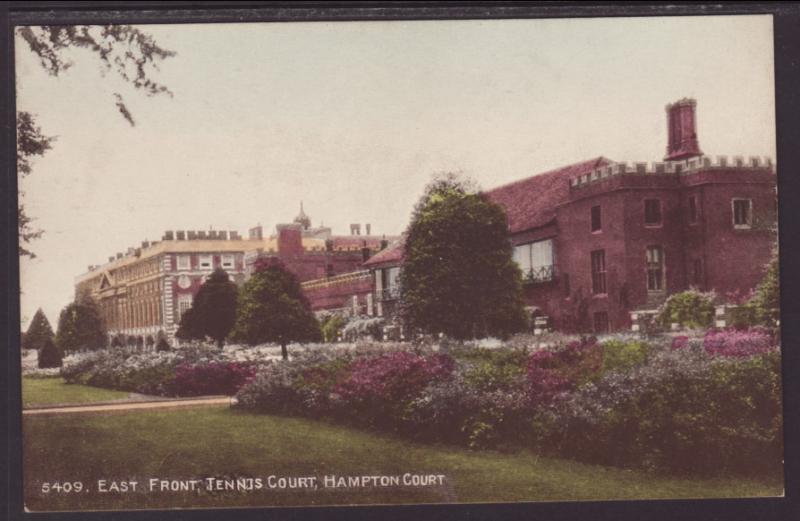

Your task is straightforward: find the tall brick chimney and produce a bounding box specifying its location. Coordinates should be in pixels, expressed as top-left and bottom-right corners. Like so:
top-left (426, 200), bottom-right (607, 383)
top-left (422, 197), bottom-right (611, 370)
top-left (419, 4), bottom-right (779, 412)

top-left (665, 98), bottom-right (702, 161)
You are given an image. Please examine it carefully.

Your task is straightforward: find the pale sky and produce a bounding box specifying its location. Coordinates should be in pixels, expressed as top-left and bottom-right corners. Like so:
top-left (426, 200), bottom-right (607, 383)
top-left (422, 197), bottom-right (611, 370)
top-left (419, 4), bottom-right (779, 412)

top-left (16, 15), bottom-right (776, 329)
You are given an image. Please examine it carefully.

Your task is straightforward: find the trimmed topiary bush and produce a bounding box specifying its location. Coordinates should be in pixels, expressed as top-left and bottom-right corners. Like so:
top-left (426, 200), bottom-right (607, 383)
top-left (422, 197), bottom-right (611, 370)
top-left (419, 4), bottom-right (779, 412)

top-left (656, 289), bottom-right (716, 330)
top-left (38, 337), bottom-right (63, 368)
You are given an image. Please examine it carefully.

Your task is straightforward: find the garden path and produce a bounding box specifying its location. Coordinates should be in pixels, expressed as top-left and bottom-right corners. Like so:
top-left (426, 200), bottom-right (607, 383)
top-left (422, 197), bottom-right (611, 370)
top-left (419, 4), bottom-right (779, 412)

top-left (22, 396), bottom-right (234, 415)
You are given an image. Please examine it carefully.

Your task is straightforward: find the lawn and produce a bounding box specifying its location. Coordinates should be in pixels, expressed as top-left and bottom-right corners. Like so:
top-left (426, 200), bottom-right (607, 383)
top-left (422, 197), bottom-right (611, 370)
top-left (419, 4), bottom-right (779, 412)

top-left (23, 405), bottom-right (783, 511)
top-left (22, 376), bottom-right (132, 408)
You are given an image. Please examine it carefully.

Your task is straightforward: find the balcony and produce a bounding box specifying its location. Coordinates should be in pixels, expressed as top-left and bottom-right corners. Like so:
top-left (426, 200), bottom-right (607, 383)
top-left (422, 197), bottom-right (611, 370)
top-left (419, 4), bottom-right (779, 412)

top-left (378, 286), bottom-right (401, 301)
top-left (522, 265), bottom-right (556, 284)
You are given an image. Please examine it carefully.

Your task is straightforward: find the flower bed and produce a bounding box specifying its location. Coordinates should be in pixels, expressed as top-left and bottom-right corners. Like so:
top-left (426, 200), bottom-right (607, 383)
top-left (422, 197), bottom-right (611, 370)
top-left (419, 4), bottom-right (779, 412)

top-left (234, 334), bottom-right (782, 475)
top-left (60, 346), bottom-right (260, 397)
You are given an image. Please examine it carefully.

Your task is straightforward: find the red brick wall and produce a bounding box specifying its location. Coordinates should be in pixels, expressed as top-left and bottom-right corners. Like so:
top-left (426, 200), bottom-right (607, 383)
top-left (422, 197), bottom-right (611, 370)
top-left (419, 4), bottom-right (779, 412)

top-left (515, 167), bottom-right (776, 332)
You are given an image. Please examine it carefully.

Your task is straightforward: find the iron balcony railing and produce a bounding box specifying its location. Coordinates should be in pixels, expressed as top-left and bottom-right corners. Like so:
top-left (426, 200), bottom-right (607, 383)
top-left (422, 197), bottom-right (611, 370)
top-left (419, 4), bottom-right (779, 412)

top-left (523, 265), bottom-right (556, 284)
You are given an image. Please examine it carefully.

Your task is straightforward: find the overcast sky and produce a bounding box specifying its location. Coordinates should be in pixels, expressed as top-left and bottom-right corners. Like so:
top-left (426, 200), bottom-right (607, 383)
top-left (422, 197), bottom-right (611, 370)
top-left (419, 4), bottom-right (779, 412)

top-left (16, 15), bottom-right (776, 329)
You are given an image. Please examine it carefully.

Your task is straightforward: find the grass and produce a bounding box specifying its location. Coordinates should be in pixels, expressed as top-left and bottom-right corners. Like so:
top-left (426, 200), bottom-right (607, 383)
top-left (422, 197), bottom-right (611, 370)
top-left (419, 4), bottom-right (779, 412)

top-left (22, 377), bottom-right (132, 408)
top-left (23, 406), bottom-right (783, 511)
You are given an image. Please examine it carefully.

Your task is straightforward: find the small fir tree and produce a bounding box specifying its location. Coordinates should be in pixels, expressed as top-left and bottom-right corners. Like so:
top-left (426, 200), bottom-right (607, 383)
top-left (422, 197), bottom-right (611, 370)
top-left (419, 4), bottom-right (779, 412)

top-left (230, 258), bottom-right (321, 360)
top-left (38, 336), bottom-right (62, 368)
top-left (24, 308), bottom-right (54, 351)
top-left (176, 268), bottom-right (238, 348)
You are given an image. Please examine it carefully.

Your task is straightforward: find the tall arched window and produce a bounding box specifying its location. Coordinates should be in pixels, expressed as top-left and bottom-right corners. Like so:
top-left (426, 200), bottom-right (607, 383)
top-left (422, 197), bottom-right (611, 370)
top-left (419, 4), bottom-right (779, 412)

top-left (646, 246), bottom-right (665, 291)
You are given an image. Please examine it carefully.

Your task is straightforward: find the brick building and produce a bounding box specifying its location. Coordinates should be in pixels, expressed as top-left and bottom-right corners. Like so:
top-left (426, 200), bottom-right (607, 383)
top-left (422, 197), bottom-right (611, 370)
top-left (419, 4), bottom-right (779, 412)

top-left (74, 206), bottom-right (398, 344)
top-left (363, 99), bottom-right (777, 334)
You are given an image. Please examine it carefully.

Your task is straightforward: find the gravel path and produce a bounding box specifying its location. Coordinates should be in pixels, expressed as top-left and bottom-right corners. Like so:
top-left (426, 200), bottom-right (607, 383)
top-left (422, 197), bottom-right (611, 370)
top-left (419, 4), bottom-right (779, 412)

top-left (22, 396), bottom-right (234, 415)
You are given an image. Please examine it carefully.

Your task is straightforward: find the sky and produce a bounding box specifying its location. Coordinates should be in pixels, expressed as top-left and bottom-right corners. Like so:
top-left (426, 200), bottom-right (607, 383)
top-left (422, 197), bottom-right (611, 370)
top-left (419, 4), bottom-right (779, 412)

top-left (16, 15), bottom-right (776, 329)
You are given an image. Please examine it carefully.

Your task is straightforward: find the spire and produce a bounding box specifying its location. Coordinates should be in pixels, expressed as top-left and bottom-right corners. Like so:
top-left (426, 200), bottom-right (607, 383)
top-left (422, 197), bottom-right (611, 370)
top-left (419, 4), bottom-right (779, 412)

top-left (294, 201), bottom-right (311, 230)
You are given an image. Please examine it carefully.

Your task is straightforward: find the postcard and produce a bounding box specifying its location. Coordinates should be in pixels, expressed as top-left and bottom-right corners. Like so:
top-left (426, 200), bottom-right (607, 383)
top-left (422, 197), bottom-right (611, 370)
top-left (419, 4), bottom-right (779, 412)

top-left (13, 9), bottom-right (785, 514)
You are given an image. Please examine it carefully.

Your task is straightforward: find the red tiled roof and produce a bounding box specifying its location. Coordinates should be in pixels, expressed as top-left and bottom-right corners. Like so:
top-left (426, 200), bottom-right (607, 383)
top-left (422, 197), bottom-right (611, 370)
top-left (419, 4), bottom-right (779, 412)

top-left (362, 236), bottom-right (405, 268)
top-left (485, 157), bottom-right (611, 233)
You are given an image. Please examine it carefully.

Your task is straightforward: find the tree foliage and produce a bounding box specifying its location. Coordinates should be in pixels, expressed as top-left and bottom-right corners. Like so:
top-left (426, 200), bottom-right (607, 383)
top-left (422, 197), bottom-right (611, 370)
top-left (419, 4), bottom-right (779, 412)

top-left (16, 112), bottom-right (55, 258)
top-left (38, 337), bottom-right (63, 369)
top-left (400, 173), bottom-right (528, 340)
top-left (24, 308), bottom-right (54, 351)
top-left (230, 259), bottom-right (321, 360)
top-left (56, 295), bottom-right (107, 353)
top-left (17, 25), bottom-right (175, 257)
top-left (17, 25), bottom-right (176, 126)
top-left (176, 268), bottom-right (238, 348)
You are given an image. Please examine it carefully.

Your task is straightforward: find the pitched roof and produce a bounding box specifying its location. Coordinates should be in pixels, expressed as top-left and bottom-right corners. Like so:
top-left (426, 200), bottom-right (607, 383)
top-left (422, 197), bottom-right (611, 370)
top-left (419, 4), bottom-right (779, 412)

top-left (485, 157), bottom-right (611, 233)
top-left (362, 236), bottom-right (405, 268)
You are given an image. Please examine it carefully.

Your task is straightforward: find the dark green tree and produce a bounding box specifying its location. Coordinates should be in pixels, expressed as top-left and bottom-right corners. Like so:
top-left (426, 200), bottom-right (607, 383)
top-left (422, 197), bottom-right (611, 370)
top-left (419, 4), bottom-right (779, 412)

top-left (230, 258), bottom-right (321, 360)
top-left (38, 337), bottom-right (63, 369)
top-left (55, 295), bottom-right (107, 353)
top-left (400, 173), bottom-right (528, 340)
top-left (176, 268), bottom-right (239, 348)
top-left (24, 308), bottom-right (54, 351)
top-left (155, 331), bottom-right (171, 352)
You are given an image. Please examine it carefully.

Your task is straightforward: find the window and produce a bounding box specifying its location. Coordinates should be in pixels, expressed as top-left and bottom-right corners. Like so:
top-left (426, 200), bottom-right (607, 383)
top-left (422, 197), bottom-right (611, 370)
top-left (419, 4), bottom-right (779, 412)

top-left (513, 239), bottom-right (555, 282)
top-left (199, 254), bottom-right (213, 269)
top-left (591, 250), bottom-right (606, 294)
top-left (177, 255), bottom-right (190, 270)
top-left (593, 312), bottom-right (609, 333)
top-left (644, 199), bottom-right (662, 225)
top-left (733, 199), bottom-right (752, 228)
top-left (380, 266), bottom-right (401, 299)
top-left (688, 196), bottom-right (698, 224)
top-left (591, 206), bottom-right (602, 232)
top-left (646, 246), bottom-right (664, 291)
top-left (692, 258), bottom-right (703, 287)
top-left (221, 254), bottom-right (234, 269)
top-left (177, 294), bottom-right (193, 321)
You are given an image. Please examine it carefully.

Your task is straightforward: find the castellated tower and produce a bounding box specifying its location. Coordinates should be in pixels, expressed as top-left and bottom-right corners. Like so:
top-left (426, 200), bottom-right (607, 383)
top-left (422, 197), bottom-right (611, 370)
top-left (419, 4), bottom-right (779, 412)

top-left (665, 98), bottom-right (703, 161)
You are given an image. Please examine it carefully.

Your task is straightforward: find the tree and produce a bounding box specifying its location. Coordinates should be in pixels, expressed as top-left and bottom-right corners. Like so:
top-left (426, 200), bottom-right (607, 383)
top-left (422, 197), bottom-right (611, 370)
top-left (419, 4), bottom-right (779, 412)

top-left (399, 173), bottom-right (528, 340)
top-left (155, 331), bottom-right (171, 352)
top-left (17, 25), bottom-right (175, 257)
top-left (230, 258), bottom-right (321, 360)
top-left (55, 295), bottom-right (107, 353)
top-left (176, 268), bottom-right (238, 348)
top-left (38, 337), bottom-right (63, 369)
top-left (24, 308), bottom-right (54, 351)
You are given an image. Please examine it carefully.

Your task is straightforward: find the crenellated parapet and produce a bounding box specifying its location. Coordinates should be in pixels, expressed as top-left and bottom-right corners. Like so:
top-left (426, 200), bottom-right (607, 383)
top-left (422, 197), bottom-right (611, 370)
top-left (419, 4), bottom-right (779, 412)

top-left (569, 155), bottom-right (774, 189)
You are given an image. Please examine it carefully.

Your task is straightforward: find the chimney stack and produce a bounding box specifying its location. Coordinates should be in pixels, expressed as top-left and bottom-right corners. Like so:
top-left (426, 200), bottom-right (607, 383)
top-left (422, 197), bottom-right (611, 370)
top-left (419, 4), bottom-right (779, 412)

top-left (665, 98), bottom-right (702, 161)
top-left (350, 224), bottom-right (361, 236)
top-left (365, 223), bottom-right (371, 235)
top-left (249, 225), bottom-right (263, 240)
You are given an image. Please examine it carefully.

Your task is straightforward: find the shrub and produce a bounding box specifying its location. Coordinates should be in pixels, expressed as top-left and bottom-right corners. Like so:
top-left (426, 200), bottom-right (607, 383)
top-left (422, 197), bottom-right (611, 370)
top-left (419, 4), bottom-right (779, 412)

top-left (600, 338), bottom-right (651, 374)
top-left (656, 289), bottom-right (716, 330)
top-left (156, 336), bottom-right (171, 352)
top-left (38, 337), bottom-right (63, 368)
top-left (320, 314), bottom-right (347, 343)
top-left (703, 328), bottom-right (773, 357)
top-left (335, 351), bottom-right (454, 429)
top-left (531, 346), bottom-right (782, 475)
top-left (172, 361), bottom-right (256, 396)
top-left (527, 337), bottom-right (602, 401)
top-left (341, 316), bottom-right (385, 342)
